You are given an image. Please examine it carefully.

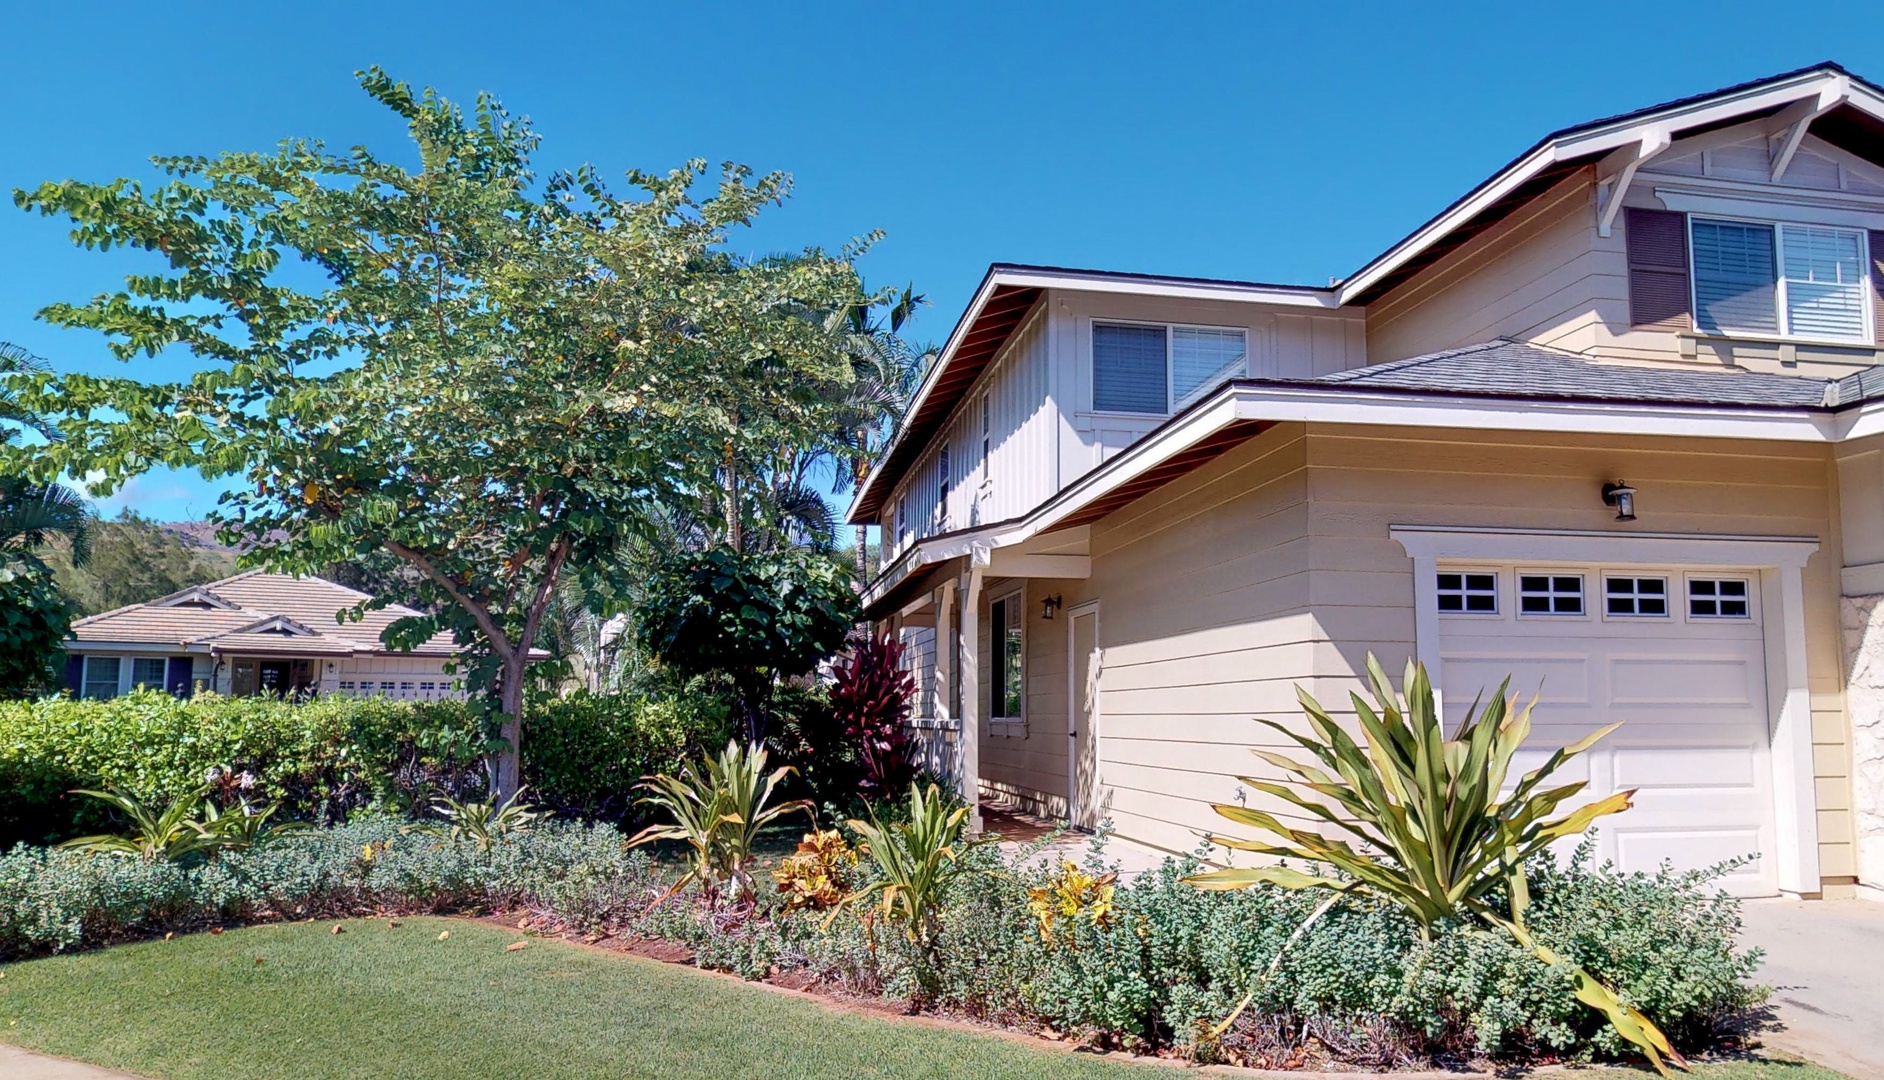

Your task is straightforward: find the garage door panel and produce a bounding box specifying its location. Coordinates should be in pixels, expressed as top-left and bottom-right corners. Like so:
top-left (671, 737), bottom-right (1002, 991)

top-left (1442, 651), bottom-right (1590, 707)
top-left (1609, 656), bottom-right (1757, 706)
top-left (1613, 745), bottom-right (1762, 790)
top-left (1437, 560), bottom-right (1779, 898)
top-left (1612, 827), bottom-right (1766, 880)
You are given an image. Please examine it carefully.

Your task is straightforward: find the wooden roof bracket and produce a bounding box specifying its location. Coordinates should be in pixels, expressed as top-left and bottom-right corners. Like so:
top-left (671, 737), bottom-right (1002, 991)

top-left (1595, 127), bottom-right (1672, 237)
top-left (1769, 77), bottom-right (1849, 183)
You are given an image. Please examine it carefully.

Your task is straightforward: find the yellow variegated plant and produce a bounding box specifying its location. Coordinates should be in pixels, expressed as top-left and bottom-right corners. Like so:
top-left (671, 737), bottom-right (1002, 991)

top-left (1184, 655), bottom-right (1686, 1076)
top-left (1026, 859), bottom-right (1118, 944)
top-left (630, 741), bottom-right (812, 901)
top-left (773, 829), bottom-right (859, 910)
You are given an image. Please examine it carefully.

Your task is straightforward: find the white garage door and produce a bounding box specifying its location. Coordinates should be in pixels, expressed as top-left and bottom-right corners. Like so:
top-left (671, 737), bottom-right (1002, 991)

top-left (1436, 564), bottom-right (1779, 897)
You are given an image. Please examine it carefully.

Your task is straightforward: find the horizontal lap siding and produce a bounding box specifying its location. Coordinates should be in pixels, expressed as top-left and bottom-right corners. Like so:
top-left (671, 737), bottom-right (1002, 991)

top-left (1304, 425), bottom-right (1851, 883)
top-left (1366, 171), bottom-right (1627, 365)
top-left (1074, 425), bottom-right (1318, 854)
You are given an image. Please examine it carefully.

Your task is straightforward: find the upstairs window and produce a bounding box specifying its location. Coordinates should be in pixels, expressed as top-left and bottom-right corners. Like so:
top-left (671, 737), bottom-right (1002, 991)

top-left (1093, 322), bottom-right (1248, 414)
top-left (1691, 218), bottom-right (1870, 343)
top-left (936, 447), bottom-right (951, 529)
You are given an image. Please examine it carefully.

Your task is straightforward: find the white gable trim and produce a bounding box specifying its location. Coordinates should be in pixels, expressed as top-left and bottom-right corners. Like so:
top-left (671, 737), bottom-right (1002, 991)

top-left (1339, 67), bottom-right (1884, 304)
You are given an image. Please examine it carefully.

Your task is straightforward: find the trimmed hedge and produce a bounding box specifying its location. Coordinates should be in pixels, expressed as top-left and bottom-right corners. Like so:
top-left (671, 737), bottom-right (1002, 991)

top-left (0, 689), bottom-right (730, 846)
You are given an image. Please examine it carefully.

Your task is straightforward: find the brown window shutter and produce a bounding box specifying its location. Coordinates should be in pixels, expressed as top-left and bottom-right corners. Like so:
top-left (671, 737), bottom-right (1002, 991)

top-left (1869, 230), bottom-right (1884, 345)
top-left (1626, 208), bottom-right (1692, 330)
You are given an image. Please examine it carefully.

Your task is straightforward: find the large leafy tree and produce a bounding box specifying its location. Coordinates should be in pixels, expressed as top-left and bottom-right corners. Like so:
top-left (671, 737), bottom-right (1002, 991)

top-left (8, 70), bottom-right (873, 796)
top-left (0, 342), bottom-right (91, 697)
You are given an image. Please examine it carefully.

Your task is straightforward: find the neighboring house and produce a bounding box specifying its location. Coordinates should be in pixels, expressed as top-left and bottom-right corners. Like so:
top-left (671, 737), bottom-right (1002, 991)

top-left (63, 570), bottom-right (462, 701)
top-left (853, 62), bottom-right (1884, 901)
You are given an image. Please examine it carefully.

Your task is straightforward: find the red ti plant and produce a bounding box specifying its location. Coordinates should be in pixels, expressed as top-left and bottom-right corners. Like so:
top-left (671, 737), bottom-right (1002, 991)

top-left (832, 633), bottom-right (918, 794)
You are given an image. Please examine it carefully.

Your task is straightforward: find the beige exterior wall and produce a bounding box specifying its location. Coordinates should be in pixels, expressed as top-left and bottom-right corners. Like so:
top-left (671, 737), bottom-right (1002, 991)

top-left (1835, 432), bottom-right (1884, 892)
top-left (971, 423), bottom-right (1856, 892)
top-left (1364, 125), bottom-right (1884, 380)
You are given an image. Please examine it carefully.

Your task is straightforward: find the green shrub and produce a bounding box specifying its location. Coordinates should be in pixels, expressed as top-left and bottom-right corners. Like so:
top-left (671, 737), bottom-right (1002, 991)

top-left (0, 689), bottom-right (733, 847)
top-left (521, 688), bottom-right (730, 819)
top-left (0, 816), bottom-right (652, 959)
top-left (0, 822), bottom-right (1764, 1067)
top-left (0, 691), bottom-right (493, 847)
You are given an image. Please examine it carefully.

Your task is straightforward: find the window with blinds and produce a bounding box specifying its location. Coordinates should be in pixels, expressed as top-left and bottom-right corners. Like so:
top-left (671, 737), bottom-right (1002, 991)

top-left (1092, 323), bottom-right (1167, 413)
top-left (1690, 217), bottom-right (1870, 342)
top-left (1093, 322), bottom-right (1248, 414)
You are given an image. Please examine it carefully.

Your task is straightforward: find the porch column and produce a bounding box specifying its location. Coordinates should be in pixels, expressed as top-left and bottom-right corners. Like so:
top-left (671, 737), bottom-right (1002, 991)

top-left (958, 563), bottom-right (984, 834)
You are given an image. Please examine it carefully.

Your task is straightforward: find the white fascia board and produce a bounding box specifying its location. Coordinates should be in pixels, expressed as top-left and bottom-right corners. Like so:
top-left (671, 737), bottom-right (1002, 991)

top-left (1228, 386), bottom-right (1837, 442)
top-left (846, 272), bottom-right (1014, 525)
top-left (62, 640), bottom-right (195, 655)
top-left (1829, 399), bottom-right (1884, 441)
top-left (845, 267), bottom-right (1345, 525)
top-left (991, 268), bottom-right (1342, 310)
top-left (1338, 70), bottom-right (1857, 306)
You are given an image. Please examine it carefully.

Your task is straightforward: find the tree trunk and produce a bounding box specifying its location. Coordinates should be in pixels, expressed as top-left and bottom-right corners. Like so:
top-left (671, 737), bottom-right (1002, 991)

top-left (493, 648), bottom-right (528, 801)
top-left (724, 437), bottom-right (741, 552)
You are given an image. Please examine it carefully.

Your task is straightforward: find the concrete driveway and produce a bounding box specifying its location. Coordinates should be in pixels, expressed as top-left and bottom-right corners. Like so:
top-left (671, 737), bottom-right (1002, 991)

top-left (1739, 898), bottom-right (1884, 1079)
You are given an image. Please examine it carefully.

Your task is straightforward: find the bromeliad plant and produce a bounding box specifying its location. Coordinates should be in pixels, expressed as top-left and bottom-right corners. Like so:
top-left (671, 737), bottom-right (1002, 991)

top-left (58, 788), bottom-right (306, 861)
top-left (410, 788), bottom-right (551, 851)
top-left (837, 782), bottom-right (988, 958)
top-left (630, 740), bottom-right (811, 900)
top-left (1185, 656), bottom-right (1687, 1076)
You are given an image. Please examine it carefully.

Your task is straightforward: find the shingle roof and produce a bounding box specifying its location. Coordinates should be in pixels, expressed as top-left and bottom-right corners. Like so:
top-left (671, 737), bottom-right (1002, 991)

top-left (1305, 339), bottom-right (1874, 409)
top-left (70, 570), bottom-right (454, 656)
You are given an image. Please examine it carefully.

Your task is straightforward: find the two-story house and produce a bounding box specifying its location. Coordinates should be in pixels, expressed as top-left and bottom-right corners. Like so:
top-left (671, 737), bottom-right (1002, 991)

top-left (850, 62), bottom-right (1884, 901)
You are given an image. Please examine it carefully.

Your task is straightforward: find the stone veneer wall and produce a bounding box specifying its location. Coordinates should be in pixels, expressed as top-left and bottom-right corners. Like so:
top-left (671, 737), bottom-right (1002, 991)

top-left (1840, 596), bottom-right (1884, 892)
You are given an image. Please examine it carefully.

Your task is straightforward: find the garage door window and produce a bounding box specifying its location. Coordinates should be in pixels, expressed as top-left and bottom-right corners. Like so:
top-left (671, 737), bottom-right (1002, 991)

top-left (1689, 577), bottom-right (1751, 619)
top-left (1519, 574), bottom-right (1584, 615)
top-left (1604, 576), bottom-right (1668, 617)
top-left (1437, 571), bottom-right (1497, 614)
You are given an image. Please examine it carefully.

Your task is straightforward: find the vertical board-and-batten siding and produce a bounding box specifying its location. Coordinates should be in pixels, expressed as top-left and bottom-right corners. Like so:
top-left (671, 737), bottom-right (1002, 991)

top-left (884, 305), bottom-right (1053, 557)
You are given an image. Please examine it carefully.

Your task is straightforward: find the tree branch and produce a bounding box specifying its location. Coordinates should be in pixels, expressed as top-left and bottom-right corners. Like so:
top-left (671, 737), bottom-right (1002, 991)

top-left (382, 537), bottom-right (513, 657)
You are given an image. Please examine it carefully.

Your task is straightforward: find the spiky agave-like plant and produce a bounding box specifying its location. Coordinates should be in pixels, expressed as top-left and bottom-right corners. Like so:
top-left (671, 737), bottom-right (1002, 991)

top-left (1185, 655), bottom-right (1686, 1075)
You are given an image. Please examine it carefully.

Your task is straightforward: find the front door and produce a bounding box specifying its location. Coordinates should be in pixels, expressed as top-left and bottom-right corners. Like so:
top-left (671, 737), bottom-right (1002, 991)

top-left (1067, 604), bottom-right (1101, 829)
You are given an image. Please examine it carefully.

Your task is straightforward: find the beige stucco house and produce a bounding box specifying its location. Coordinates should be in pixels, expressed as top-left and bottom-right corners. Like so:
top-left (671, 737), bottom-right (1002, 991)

top-left (851, 62), bottom-right (1884, 901)
top-left (63, 571), bottom-right (463, 701)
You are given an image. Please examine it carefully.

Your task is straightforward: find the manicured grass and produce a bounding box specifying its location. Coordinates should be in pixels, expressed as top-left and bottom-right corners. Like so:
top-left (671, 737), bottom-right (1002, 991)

top-left (0, 917), bottom-right (1848, 1080)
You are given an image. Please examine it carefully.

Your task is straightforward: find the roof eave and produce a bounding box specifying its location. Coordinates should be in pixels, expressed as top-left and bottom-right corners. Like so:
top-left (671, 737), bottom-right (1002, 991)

top-left (1339, 64), bottom-right (1884, 306)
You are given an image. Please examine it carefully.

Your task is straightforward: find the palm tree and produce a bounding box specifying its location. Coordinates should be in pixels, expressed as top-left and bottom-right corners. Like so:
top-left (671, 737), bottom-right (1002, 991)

top-left (0, 342), bottom-right (93, 567)
top-left (826, 286), bottom-right (932, 582)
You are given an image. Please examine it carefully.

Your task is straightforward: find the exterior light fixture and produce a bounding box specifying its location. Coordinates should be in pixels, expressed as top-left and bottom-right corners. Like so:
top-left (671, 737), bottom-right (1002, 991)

top-left (1040, 594), bottom-right (1063, 620)
top-left (1602, 481), bottom-right (1638, 522)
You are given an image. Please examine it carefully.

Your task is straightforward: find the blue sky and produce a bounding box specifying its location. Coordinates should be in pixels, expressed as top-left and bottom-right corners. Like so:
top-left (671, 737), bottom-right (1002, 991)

top-left (4, 1), bottom-right (1882, 525)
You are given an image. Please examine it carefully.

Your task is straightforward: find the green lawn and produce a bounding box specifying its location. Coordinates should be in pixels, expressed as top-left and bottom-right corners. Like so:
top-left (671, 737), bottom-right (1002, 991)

top-left (0, 918), bottom-right (1846, 1080)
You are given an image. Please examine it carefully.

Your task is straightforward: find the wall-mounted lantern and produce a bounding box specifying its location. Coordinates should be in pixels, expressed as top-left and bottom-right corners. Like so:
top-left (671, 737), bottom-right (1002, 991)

top-left (1602, 481), bottom-right (1638, 522)
top-left (1040, 594), bottom-right (1063, 620)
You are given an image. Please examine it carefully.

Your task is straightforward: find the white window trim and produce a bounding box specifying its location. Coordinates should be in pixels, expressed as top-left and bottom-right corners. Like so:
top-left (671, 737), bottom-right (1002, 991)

top-left (1435, 567), bottom-right (1502, 618)
top-left (1600, 573), bottom-right (1673, 620)
top-left (1090, 318), bottom-right (1250, 416)
top-left (1684, 572), bottom-right (1759, 622)
top-left (82, 655), bottom-right (125, 700)
top-left (1687, 214), bottom-right (1874, 346)
top-left (1391, 525), bottom-right (1820, 897)
top-left (988, 587), bottom-right (1026, 730)
top-left (1515, 568), bottom-right (1590, 619)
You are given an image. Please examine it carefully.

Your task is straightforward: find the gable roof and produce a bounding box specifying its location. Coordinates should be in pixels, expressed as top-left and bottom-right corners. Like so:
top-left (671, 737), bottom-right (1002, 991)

top-left (848, 62), bottom-right (1884, 527)
top-left (70, 570), bottom-right (456, 656)
top-left (1338, 62), bottom-right (1884, 305)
